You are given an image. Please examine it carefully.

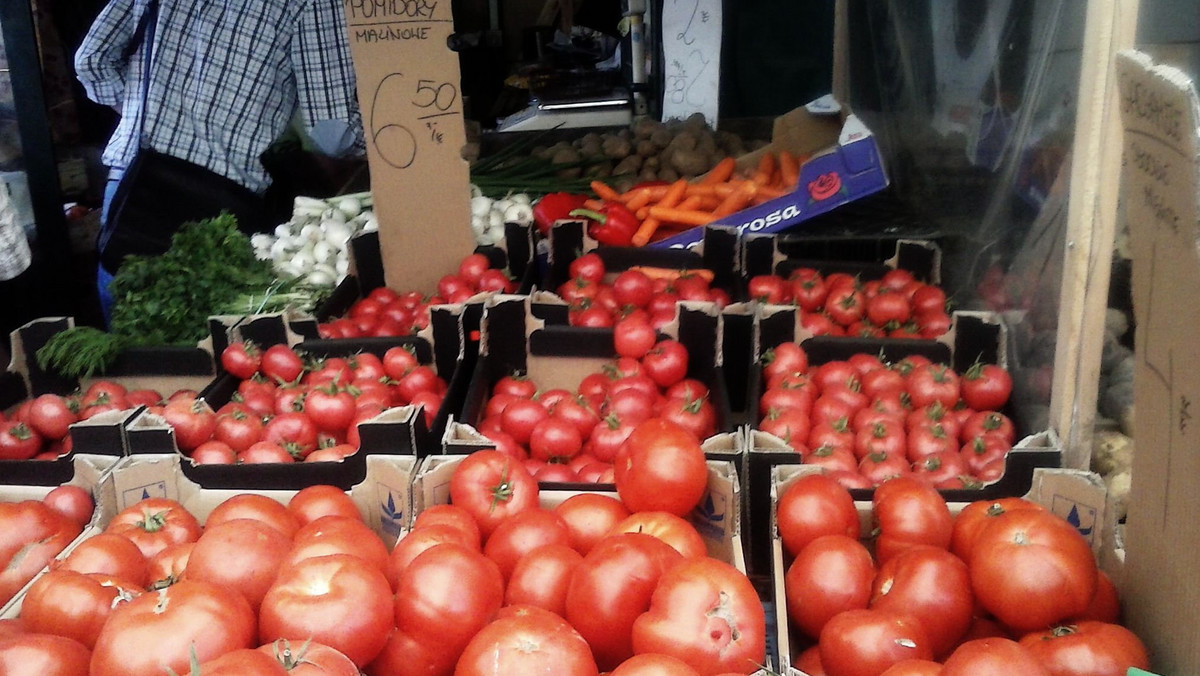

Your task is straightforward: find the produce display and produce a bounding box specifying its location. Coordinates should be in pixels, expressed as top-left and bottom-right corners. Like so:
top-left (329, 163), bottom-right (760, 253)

top-left (177, 341), bottom-right (448, 464)
top-left (555, 253), bottom-right (728, 328)
top-left (0, 425), bottom-right (766, 675)
top-left (0, 486), bottom-right (94, 606)
top-left (757, 342), bottom-right (1017, 488)
top-left (472, 335), bottom-right (716, 483)
top-left (749, 267), bottom-right (951, 339)
top-left (250, 193), bottom-right (377, 287)
top-left (775, 472), bottom-right (1150, 675)
top-left (36, 215), bottom-right (328, 379)
top-left (468, 187), bottom-right (534, 245)
top-left (317, 252), bottom-right (517, 339)
top-left (0, 385), bottom-right (168, 461)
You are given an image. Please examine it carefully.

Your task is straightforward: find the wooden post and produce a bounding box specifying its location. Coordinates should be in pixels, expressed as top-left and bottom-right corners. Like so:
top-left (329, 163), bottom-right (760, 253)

top-left (1050, 0), bottom-right (1141, 470)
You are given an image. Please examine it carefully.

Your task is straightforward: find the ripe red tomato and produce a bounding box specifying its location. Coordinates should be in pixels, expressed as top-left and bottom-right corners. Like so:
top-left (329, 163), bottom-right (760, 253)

top-left (260, 554), bottom-right (393, 667)
top-left (970, 510), bottom-right (1098, 633)
top-left (105, 497), bottom-right (201, 559)
top-left (238, 441), bottom-right (296, 464)
top-left (960, 410), bottom-right (1016, 446)
top-left (221, 341), bottom-right (261, 379)
top-left (52, 532), bottom-right (147, 586)
top-left (960, 363), bottom-right (1013, 411)
top-left (257, 638), bottom-right (359, 676)
top-left (871, 476), bottom-right (953, 563)
top-left (449, 450), bottom-right (540, 540)
top-left (748, 274), bottom-right (791, 304)
top-left (40, 485), bottom-right (93, 528)
top-left (410, 503), bottom-right (481, 547)
top-left (483, 508), bottom-right (572, 581)
top-left (186, 518), bottom-right (291, 611)
top-left (610, 653), bottom-right (700, 675)
top-left (284, 515), bottom-right (390, 575)
top-left (305, 384), bottom-right (356, 433)
top-left (949, 496), bottom-right (1044, 563)
top-left (870, 545), bottom-right (973, 657)
top-left (775, 473), bottom-right (860, 558)
top-left (146, 542), bottom-right (193, 587)
top-left (25, 394), bottom-right (77, 441)
top-left (504, 543), bottom-right (584, 617)
top-left (614, 419), bottom-right (708, 517)
top-left (825, 285), bottom-right (865, 326)
top-left (529, 417), bottom-right (584, 462)
top-left (866, 290), bottom-right (912, 326)
top-left (819, 608), bottom-right (932, 676)
top-left (260, 344), bottom-right (305, 383)
top-left (609, 511), bottom-right (706, 559)
top-left (1074, 569), bottom-right (1121, 624)
top-left (570, 253), bottom-right (606, 283)
top-left (288, 484), bottom-right (362, 526)
top-left (762, 342), bottom-right (809, 381)
top-left (0, 421), bottom-right (42, 459)
top-left (879, 659), bottom-right (943, 676)
top-left (500, 397), bottom-right (551, 445)
top-left (456, 605), bottom-right (599, 676)
top-left (641, 339), bottom-right (690, 388)
top-left (554, 493), bottom-right (632, 555)
top-left (758, 407), bottom-right (812, 448)
top-left (565, 533), bottom-right (682, 670)
top-left (90, 579), bottom-right (256, 676)
top-left (262, 411), bottom-right (319, 457)
top-left (1017, 621), bottom-right (1149, 676)
top-left (0, 501), bottom-right (81, 602)
top-left (906, 364), bottom-right (961, 409)
top-left (387, 524), bottom-right (479, 587)
top-left (910, 449), bottom-right (970, 486)
top-left (940, 637), bottom-right (1050, 676)
top-left (393, 543), bottom-right (504, 666)
top-left (785, 534), bottom-right (875, 640)
top-left (612, 269), bottom-right (654, 307)
top-left (0, 633), bottom-right (92, 676)
top-left (19, 570), bottom-right (142, 649)
top-left (631, 557), bottom-right (764, 675)
top-left (615, 316), bottom-right (659, 359)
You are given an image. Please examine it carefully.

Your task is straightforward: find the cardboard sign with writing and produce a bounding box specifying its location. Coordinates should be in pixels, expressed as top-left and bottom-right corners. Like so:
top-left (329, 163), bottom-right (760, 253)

top-left (1117, 49), bottom-right (1200, 674)
top-left (342, 0), bottom-right (476, 292)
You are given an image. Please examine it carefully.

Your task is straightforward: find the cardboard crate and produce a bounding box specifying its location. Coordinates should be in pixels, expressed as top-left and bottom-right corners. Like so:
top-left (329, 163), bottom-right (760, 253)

top-left (648, 96), bottom-right (889, 250)
top-left (767, 464), bottom-right (1115, 674)
top-left (742, 305), bottom-right (1061, 576)
top-left (1115, 49), bottom-right (1200, 674)
top-left (0, 451), bottom-right (416, 619)
top-left (1, 318), bottom-right (217, 485)
top-left (442, 294), bottom-right (739, 467)
top-left (740, 235), bottom-right (943, 287)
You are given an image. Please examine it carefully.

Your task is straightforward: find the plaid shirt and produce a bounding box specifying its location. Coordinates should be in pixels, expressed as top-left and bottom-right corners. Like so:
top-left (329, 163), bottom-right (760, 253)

top-left (76, 0), bottom-right (364, 195)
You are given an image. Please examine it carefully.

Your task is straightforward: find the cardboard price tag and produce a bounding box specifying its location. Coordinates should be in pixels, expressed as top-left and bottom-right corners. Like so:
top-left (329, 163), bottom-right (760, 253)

top-left (343, 0), bottom-right (476, 293)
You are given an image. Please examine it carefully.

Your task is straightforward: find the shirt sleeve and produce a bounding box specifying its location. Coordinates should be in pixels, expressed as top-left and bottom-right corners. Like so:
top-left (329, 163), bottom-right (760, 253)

top-left (292, 0), bottom-right (366, 157)
top-left (74, 0), bottom-right (140, 109)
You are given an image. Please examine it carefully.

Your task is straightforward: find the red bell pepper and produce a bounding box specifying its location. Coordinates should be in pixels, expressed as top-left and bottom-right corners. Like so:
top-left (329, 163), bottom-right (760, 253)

top-left (569, 203), bottom-right (639, 247)
top-left (532, 192), bottom-right (589, 235)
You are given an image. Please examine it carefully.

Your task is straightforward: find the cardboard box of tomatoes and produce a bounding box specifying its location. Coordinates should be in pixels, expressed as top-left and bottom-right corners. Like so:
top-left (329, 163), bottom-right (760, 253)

top-left (1, 318), bottom-right (216, 485)
top-left (441, 294), bottom-right (740, 472)
top-left (648, 96), bottom-right (889, 250)
top-left (741, 305), bottom-right (1062, 576)
top-left (767, 464), bottom-right (1136, 675)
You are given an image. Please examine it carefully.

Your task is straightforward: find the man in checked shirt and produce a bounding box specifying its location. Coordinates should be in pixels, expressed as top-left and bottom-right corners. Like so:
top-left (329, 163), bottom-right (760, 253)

top-left (75, 0), bottom-right (365, 322)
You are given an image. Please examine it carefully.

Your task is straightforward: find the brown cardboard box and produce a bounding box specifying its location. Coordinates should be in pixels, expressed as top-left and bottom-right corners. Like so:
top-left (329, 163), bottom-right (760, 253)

top-left (1116, 49), bottom-right (1200, 672)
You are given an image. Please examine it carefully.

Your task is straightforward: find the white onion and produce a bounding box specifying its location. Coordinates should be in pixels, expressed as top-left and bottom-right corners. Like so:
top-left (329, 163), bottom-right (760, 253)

top-left (322, 221), bottom-right (352, 246)
top-left (504, 202), bottom-right (534, 225)
top-left (337, 197), bottom-right (362, 218)
top-left (312, 241), bottom-right (335, 265)
top-left (471, 195), bottom-right (494, 219)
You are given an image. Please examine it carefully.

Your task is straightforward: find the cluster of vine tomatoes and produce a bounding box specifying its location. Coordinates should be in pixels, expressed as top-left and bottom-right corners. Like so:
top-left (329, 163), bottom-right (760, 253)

top-left (556, 253), bottom-right (730, 328)
top-left (0, 382), bottom-right (168, 461)
top-left (474, 338), bottom-right (718, 483)
top-left (0, 485), bottom-right (94, 607)
top-left (174, 342), bottom-right (447, 465)
top-left (748, 267), bottom-right (952, 339)
top-left (757, 342), bottom-right (1017, 488)
top-left (317, 253), bottom-right (516, 339)
top-left (776, 472), bottom-right (1149, 676)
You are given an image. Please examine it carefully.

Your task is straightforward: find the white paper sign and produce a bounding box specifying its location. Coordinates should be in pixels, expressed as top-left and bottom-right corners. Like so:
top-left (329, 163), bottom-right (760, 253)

top-left (661, 0), bottom-right (722, 127)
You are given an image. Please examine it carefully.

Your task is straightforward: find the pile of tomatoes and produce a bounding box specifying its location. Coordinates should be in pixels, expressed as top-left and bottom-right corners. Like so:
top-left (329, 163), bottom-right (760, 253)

top-left (0, 383), bottom-right (168, 461)
top-left (473, 337), bottom-right (718, 483)
top-left (0, 485), bottom-right (94, 606)
top-left (748, 267), bottom-right (951, 339)
top-left (777, 472), bottom-right (1150, 675)
top-left (169, 342), bottom-right (448, 465)
top-left (0, 416), bottom-right (767, 676)
top-left (556, 253), bottom-right (730, 328)
top-left (757, 342), bottom-right (1017, 488)
top-left (317, 253), bottom-right (516, 339)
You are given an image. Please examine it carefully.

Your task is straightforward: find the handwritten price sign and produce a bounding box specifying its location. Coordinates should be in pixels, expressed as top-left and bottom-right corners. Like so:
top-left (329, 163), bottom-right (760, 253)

top-left (343, 0), bottom-right (476, 291)
top-left (662, 0), bottom-right (722, 127)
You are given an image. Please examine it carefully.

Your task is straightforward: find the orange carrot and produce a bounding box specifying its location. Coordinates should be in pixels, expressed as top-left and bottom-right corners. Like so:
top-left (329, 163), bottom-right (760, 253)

top-left (712, 181), bottom-right (757, 219)
top-left (701, 157), bottom-right (737, 185)
top-left (590, 180), bottom-right (623, 202)
top-left (621, 184), bottom-right (670, 202)
top-left (676, 195), bottom-right (705, 211)
top-left (750, 184), bottom-right (789, 204)
top-left (625, 188), bottom-right (655, 212)
top-left (647, 206), bottom-right (716, 227)
top-left (632, 179), bottom-right (688, 246)
top-left (582, 199), bottom-right (605, 211)
top-left (751, 152), bottom-right (777, 186)
top-left (629, 266), bottom-right (715, 284)
top-left (778, 150), bottom-right (800, 188)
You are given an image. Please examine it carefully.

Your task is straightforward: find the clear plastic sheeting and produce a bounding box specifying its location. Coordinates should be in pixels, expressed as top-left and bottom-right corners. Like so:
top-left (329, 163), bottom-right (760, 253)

top-left (844, 0), bottom-right (1117, 436)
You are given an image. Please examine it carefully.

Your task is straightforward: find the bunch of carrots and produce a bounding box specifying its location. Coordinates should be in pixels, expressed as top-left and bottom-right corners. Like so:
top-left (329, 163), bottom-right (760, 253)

top-left (583, 150), bottom-right (806, 246)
